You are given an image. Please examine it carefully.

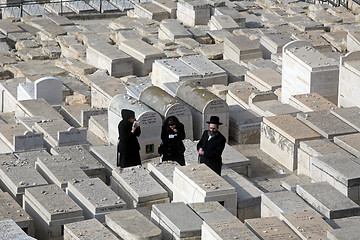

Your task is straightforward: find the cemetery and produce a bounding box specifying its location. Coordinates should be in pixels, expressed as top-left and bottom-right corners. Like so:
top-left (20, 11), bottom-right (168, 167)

top-left (0, 0), bottom-right (360, 239)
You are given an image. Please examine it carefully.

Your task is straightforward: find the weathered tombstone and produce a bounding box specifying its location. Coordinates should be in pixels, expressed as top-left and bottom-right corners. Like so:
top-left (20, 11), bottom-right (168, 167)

top-left (260, 32), bottom-right (292, 59)
top-left (105, 209), bottom-right (162, 240)
top-left (23, 184), bottom-right (84, 240)
top-left (0, 192), bottom-right (35, 237)
top-left (221, 168), bottom-right (262, 221)
top-left (110, 166), bottom-right (169, 208)
top-left (151, 202), bottom-right (203, 240)
top-left (260, 114), bottom-right (321, 171)
top-left (296, 182), bottom-right (360, 219)
top-left (64, 219), bottom-right (119, 240)
top-left (0, 78), bottom-right (27, 113)
top-left (334, 133), bottom-right (360, 158)
top-left (281, 209), bottom-right (333, 240)
top-left (108, 94), bottom-right (162, 160)
top-left (66, 178), bottom-right (126, 223)
top-left (177, 0), bottom-right (211, 27)
top-left (245, 68), bottom-right (281, 92)
top-left (173, 164), bottom-right (237, 215)
top-left (223, 35), bottom-right (262, 64)
top-left (133, 2), bottom-right (170, 21)
top-left (127, 85), bottom-right (194, 140)
top-left (0, 219), bottom-right (35, 240)
top-left (338, 51), bottom-right (360, 108)
top-left (60, 103), bottom-right (107, 128)
top-left (289, 93), bottom-right (338, 112)
top-left (86, 42), bottom-right (133, 78)
top-left (347, 31), bottom-right (360, 52)
top-left (281, 40), bottom-right (339, 104)
top-left (174, 81), bottom-right (229, 140)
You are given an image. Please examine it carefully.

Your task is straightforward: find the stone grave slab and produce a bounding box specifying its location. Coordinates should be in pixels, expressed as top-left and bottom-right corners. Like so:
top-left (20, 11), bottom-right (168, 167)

top-left (327, 226), bottom-right (360, 240)
top-left (289, 93), bottom-right (338, 113)
top-left (334, 133), bottom-right (360, 158)
top-left (86, 42), bottom-right (133, 78)
top-left (298, 138), bottom-right (355, 177)
top-left (0, 78), bottom-right (26, 113)
top-left (134, 2), bottom-right (169, 22)
top-left (297, 110), bottom-right (357, 139)
top-left (158, 19), bottom-right (192, 41)
top-left (221, 168), bottom-right (262, 221)
top-left (64, 218), bottom-right (118, 240)
top-left (66, 178), bottom-right (126, 223)
top-left (281, 209), bottom-right (332, 240)
top-left (260, 32), bottom-right (292, 59)
top-left (212, 59), bottom-right (247, 83)
top-left (0, 153), bottom-right (48, 205)
top-left (177, 0), bottom-right (211, 27)
top-left (65, 1), bottom-right (95, 13)
top-left (209, 15), bottom-right (240, 32)
top-left (119, 39), bottom-right (166, 77)
top-left (147, 161), bottom-right (179, 200)
top-left (173, 164), bottom-right (237, 215)
top-left (202, 212), bottom-right (259, 239)
top-left (105, 209), bottom-right (162, 240)
top-left (245, 68), bottom-right (281, 92)
top-left (226, 81), bottom-right (259, 109)
top-left (187, 201), bottom-right (230, 221)
top-left (0, 219), bottom-right (35, 240)
top-left (222, 144), bottom-right (251, 176)
top-left (183, 139), bottom-right (199, 166)
top-left (311, 153), bottom-right (360, 201)
top-left (35, 157), bottom-right (90, 189)
top-left (88, 114), bottom-right (108, 142)
top-left (90, 144), bottom-right (117, 181)
top-left (0, 192), bottom-right (34, 237)
top-left (23, 184), bottom-right (84, 240)
top-left (296, 182), bottom-right (360, 219)
top-left (224, 35), bottom-right (262, 64)
top-left (15, 99), bottom-right (63, 120)
top-left (60, 103), bottom-right (106, 128)
top-left (151, 202), bottom-right (203, 239)
top-left (331, 107), bottom-right (360, 132)
top-left (261, 191), bottom-right (313, 219)
top-left (111, 166), bottom-right (169, 208)
top-left (245, 216), bottom-right (301, 240)
top-left (261, 114), bottom-right (321, 171)
top-left (281, 174), bottom-right (312, 192)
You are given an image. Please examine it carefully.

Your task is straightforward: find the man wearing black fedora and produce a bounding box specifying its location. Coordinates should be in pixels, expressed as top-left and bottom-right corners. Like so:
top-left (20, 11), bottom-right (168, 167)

top-left (197, 116), bottom-right (226, 175)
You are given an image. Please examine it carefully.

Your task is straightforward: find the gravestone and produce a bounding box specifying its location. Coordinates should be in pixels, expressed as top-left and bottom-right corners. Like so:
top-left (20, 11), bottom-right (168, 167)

top-left (223, 35), bottom-right (262, 64)
top-left (177, 0), bottom-right (211, 27)
top-left (108, 94), bottom-right (162, 160)
top-left (64, 219), bottom-right (118, 240)
top-left (289, 93), bottom-right (338, 113)
top-left (0, 219), bottom-right (35, 240)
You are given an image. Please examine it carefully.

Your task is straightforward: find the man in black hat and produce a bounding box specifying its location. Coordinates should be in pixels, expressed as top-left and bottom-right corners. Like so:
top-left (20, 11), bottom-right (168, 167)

top-left (197, 116), bottom-right (226, 175)
top-left (117, 109), bottom-right (141, 168)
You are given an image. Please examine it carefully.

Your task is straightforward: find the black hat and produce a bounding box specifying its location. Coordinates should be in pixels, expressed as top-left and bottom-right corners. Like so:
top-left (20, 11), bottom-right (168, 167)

top-left (206, 116), bottom-right (223, 125)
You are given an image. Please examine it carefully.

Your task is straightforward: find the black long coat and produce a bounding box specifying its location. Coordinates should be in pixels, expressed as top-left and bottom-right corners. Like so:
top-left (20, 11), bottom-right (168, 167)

top-left (197, 130), bottom-right (226, 175)
top-left (159, 120), bottom-right (186, 166)
top-left (117, 120), bottom-right (141, 168)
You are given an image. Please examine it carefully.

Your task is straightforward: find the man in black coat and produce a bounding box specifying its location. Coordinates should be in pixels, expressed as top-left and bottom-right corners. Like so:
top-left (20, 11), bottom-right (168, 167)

top-left (197, 116), bottom-right (226, 176)
top-left (117, 109), bottom-right (141, 168)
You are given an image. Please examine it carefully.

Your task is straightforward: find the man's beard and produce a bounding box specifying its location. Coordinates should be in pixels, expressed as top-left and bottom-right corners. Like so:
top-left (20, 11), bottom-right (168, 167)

top-left (209, 131), bottom-right (218, 137)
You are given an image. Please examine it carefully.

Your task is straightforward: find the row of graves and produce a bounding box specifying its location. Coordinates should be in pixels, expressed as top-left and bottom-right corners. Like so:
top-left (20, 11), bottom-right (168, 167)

top-left (0, 0), bottom-right (360, 238)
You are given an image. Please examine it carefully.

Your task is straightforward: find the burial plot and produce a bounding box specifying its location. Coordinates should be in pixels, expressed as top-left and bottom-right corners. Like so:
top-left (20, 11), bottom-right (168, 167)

top-left (158, 19), bottom-right (192, 41)
top-left (245, 217), bottom-right (301, 240)
top-left (66, 178), bottom-right (126, 223)
top-left (64, 219), bottom-right (118, 240)
top-left (110, 166), bottom-right (169, 208)
top-left (0, 219), bottom-right (35, 240)
top-left (23, 184), bottom-right (84, 240)
top-left (90, 144), bottom-right (117, 182)
top-left (338, 52), bottom-right (360, 108)
top-left (147, 161), bottom-right (179, 200)
top-left (226, 81), bottom-right (259, 109)
top-left (281, 40), bottom-right (339, 104)
top-left (347, 31), bottom-right (360, 52)
top-left (152, 55), bottom-right (227, 87)
top-left (331, 107), bottom-right (360, 132)
top-left (15, 99), bottom-right (63, 120)
top-left (89, 72), bottom-right (127, 109)
top-left (17, 76), bottom-right (62, 106)
top-left (221, 168), bottom-right (262, 221)
top-left (35, 156), bottom-right (90, 189)
top-left (261, 191), bottom-right (313, 219)
top-left (297, 138), bottom-right (355, 177)
top-left (245, 68), bottom-right (281, 92)
top-left (151, 202), bottom-right (203, 240)
top-left (327, 226), bottom-right (360, 240)
top-left (105, 209), bottom-right (162, 240)
top-left (296, 182), bottom-right (360, 219)
top-left (134, 2), bottom-right (169, 21)
top-left (173, 164), bottom-right (237, 215)
top-left (289, 93), bottom-right (338, 113)
top-left (86, 42), bottom-right (133, 78)
top-left (119, 39), bottom-right (166, 77)
top-left (60, 103), bottom-right (106, 128)
top-left (260, 32), bottom-right (292, 59)
top-left (0, 192), bottom-right (35, 236)
top-left (311, 153), bottom-right (360, 202)
top-left (208, 15), bottom-right (241, 32)
top-left (88, 114), bottom-right (108, 142)
top-left (223, 35), bottom-right (262, 64)
top-left (222, 144), bottom-right (251, 176)
top-left (260, 114), bottom-right (321, 171)
top-left (177, 0), bottom-right (211, 27)
top-left (281, 209), bottom-right (333, 240)
top-left (108, 94), bottom-right (162, 160)
top-left (0, 153), bottom-right (48, 206)
top-left (212, 59), bottom-right (247, 83)
top-left (127, 85), bottom-right (194, 140)
top-left (334, 133), bottom-right (360, 158)
top-left (0, 78), bottom-right (27, 113)
top-left (297, 110), bottom-right (357, 139)
top-left (48, 145), bottom-right (106, 181)
top-left (174, 81), bottom-right (229, 140)
top-left (65, 1), bottom-right (95, 13)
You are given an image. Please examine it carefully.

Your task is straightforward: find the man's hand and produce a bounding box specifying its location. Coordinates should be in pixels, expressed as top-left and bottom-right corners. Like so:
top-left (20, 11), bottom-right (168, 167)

top-left (198, 148), bottom-right (204, 155)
